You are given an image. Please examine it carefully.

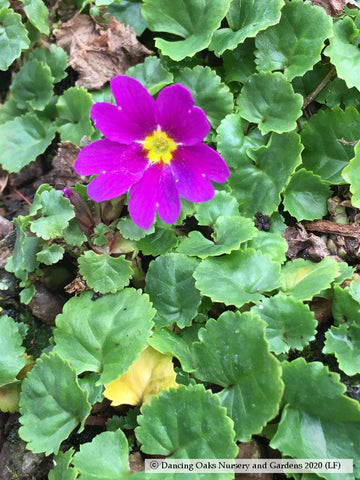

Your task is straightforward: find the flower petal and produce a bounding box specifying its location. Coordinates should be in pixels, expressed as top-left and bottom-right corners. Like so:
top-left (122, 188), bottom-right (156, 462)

top-left (74, 140), bottom-right (147, 176)
top-left (87, 169), bottom-right (144, 202)
top-left (171, 154), bottom-right (215, 203)
top-left (180, 144), bottom-right (230, 183)
top-left (128, 164), bottom-right (181, 229)
top-left (128, 165), bottom-right (160, 229)
top-left (155, 84), bottom-right (210, 145)
top-left (110, 75), bottom-right (157, 135)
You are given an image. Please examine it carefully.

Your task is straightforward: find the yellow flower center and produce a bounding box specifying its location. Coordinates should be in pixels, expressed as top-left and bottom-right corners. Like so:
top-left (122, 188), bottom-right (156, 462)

top-left (143, 130), bottom-right (177, 164)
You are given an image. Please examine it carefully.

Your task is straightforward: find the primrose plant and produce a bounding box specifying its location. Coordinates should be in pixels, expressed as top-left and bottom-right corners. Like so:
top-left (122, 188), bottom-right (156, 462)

top-left (1, 0), bottom-right (360, 479)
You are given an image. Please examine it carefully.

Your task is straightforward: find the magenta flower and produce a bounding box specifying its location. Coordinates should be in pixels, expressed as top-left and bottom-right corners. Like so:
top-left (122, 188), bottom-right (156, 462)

top-left (74, 76), bottom-right (230, 229)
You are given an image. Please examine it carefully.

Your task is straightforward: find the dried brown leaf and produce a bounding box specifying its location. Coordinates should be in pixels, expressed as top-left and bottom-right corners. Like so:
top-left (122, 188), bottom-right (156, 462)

top-left (310, 0), bottom-right (359, 17)
top-left (54, 14), bottom-right (153, 90)
top-left (283, 224), bottom-right (331, 261)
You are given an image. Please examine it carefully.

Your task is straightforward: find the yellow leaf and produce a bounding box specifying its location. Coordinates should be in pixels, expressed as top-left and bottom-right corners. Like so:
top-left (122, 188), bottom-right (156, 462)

top-left (0, 354), bottom-right (35, 413)
top-left (103, 346), bottom-right (178, 406)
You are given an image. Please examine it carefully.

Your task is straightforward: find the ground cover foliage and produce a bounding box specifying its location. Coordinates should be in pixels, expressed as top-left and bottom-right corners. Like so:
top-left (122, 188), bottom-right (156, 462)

top-left (1, 0), bottom-right (360, 479)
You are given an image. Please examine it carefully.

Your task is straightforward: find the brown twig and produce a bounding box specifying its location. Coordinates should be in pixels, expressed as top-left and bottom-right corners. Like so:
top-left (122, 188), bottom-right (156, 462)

top-left (12, 187), bottom-right (32, 206)
top-left (302, 67), bottom-right (336, 109)
top-left (303, 220), bottom-right (360, 237)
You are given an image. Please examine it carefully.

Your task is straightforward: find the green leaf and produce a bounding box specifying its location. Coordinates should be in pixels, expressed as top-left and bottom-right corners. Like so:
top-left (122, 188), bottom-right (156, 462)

top-left (149, 327), bottom-right (197, 373)
top-left (0, 113), bottom-right (56, 173)
top-left (193, 311), bottom-right (283, 441)
top-left (195, 191), bottom-right (239, 225)
top-left (19, 353), bottom-right (91, 455)
top-left (5, 218), bottom-right (40, 281)
top-left (237, 72), bottom-right (303, 134)
top-left (222, 38), bottom-right (257, 84)
top-left (136, 384), bottom-right (238, 458)
top-left (141, 0), bottom-right (232, 60)
top-left (280, 257), bottom-right (340, 301)
top-left (73, 430), bottom-right (130, 480)
top-left (145, 253), bottom-right (201, 328)
top-left (0, 315), bottom-right (26, 385)
top-left (246, 231), bottom-right (288, 264)
top-left (20, 284), bottom-right (36, 305)
top-left (126, 56), bottom-right (173, 95)
top-left (10, 59), bottom-right (53, 111)
top-left (228, 132), bottom-right (302, 216)
top-left (326, 16), bottom-right (360, 92)
top-left (0, 97), bottom-right (26, 124)
top-left (316, 76), bottom-right (360, 109)
top-left (210, 0), bottom-right (283, 56)
top-left (324, 323), bottom-right (360, 376)
top-left (177, 215), bottom-right (257, 258)
top-left (301, 106), bottom-right (360, 184)
top-left (21, 0), bottom-right (49, 34)
top-left (283, 169), bottom-right (331, 221)
top-left (109, 0), bottom-right (147, 35)
top-left (0, 6), bottom-right (30, 71)
top-left (49, 449), bottom-right (78, 480)
top-left (30, 189), bottom-right (75, 240)
top-left (251, 294), bottom-right (317, 354)
top-left (117, 216), bottom-right (155, 241)
top-left (255, 0), bottom-right (333, 81)
top-left (332, 284), bottom-right (360, 326)
top-left (53, 289), bottom-right (155, 384)
top-left (175, 66), bottom-right (234, 128)
top-left (216, 113), bottom-right (266, 169)
top-left (78, 251), bottom-right (133, 294)
top-left (36, 244), bottom-right (65, 265)
top-left (63, 219), bottom-right (87, 247)
top-left (342, 141), bottom-right (360, 207)
top-left (56, 87), bottom-right (94, 146)
top-left (194, 248), bottom-right (281, 308)
top-left (137, 226), bottom-right (178, 256)
top-left (271, 358), bottom-right (360, 480)
top-left (29, 45), bottom-right (68, 83)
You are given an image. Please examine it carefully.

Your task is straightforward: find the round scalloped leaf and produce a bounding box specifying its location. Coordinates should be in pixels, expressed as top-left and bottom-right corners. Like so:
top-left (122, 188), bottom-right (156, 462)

top-left (73, 430), bottom-right (130, 480)
top-left (216, 113), bottom-right (266, 169)
top-left (332, 284), bottom-right (360, 326)
top-left (251, 294), bottom-right (317, 354)
top-left (195, 191), bottom-right (239, 226)
top-left (136, 384), bottom-right (238, 458)
top-left (283, 169), bottom-right (331, 221)
top-left (280, 257), bottom-right (340, 301)
top-left (136, 226), bottom-right (178, 256)
top-left (36, 244), bottom-right (64, 265)
top-left (29, 45), bottom-right (68, 83)
top-left (301, 106), bottom-right (360, 184)
top-left (0, 6), bottom-right (30, 71)
top-left (49, 449), bottom-right (78, 480)
top-left (145, 253), bottom-right (201, 328)
top-left (19, 353), bottom-right (91, 455)
top-left (53, 289), bottom-right (155, 384)
top-left (255, 0), bottom-right (333, 81)
top-left (0, 315), bottom-right (26, 385)
top-left (246, 231), bottom-right (288, 264)
top-left (210, 0), bottom-right (283, 56)
top-left (21, 0), bottom-right (49, 34)
top-left (222, 38), bottom-right (257, 84)
top-left (78, 251), bottom-right (133, 294)
top-left (271, 358), bottom-right (360, 480)
top-left (193, 311), bottom-right (283, 441)
top-left (194, 248), bottom-right (281, 308)
top-left (237, 72), bottom-right (303, 134)
top-left (0, 113), bottom-right (56, 173)
top-left (10, 59), bottom-right (53, 111)
top-left (126, 56), bottom-right (173, 95)
top-left (177, 215), bottom-right (256, 258)
top-left (228, 132), bottom-right (302, 216)
top-left (324, 323), bottom-right (360, 376)
top-left (56, 87), bottom-right (94, 146)
top-left (117, 216), bottom-right (155, 241)
top-left (326, 16), bottom-right (360, 92)
top-left (30, 189), bottom-right (75, 240)
top-left (342, 141), bottom-right (360, 207)
top-left (175, 66), bottom-right (233, 128)
top-left (141, 0), bottom-right (232, 61)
